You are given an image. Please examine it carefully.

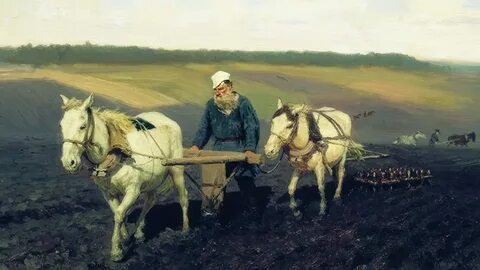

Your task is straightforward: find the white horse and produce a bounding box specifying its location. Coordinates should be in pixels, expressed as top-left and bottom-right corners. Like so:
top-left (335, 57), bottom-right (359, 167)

top-left (59, 94), bottom-right (189, 261)
top-left (393, 131), bottom-right (426, 146)
top-left (264, 99), bottom-right (353, 218)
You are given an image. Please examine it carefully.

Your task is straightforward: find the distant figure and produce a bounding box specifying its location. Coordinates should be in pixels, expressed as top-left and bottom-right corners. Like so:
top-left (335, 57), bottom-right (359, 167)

top-left (429, 129), bottom-right (440, 147)
top-left (393, 131), bottom-right (427, 146)
top-left (447, 132), bottom-right (476, 147)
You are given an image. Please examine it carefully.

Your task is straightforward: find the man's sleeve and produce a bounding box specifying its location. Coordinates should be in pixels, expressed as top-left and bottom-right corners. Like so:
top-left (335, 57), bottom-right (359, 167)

top-left (240, 99), bottom-right (260, 152)
top-left (192, 105), bottom-right (212, 149)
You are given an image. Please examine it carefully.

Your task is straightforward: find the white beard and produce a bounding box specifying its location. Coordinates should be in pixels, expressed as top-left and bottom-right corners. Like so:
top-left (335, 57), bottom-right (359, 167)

top-left (214, 92), bottom-right (238, 115)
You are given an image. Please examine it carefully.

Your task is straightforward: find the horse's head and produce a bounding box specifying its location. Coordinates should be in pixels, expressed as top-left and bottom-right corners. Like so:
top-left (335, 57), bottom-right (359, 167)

top-left (468, 131), bottom-right (476, 142)
top-left (59, 94), bottom-right (95, 174)
top-left (264, 99), bottom-right (307, 159)
top-left (414, 131), bottom-right (427, 140)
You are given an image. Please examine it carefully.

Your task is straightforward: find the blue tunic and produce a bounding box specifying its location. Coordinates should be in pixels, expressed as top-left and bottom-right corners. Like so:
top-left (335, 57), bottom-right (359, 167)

top-left (192, 94), bottom-right (260, 177)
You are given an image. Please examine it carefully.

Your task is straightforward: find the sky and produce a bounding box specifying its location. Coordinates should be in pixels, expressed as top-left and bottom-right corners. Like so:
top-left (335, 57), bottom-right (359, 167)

top-left (1, 0), bottom-right (480, 62)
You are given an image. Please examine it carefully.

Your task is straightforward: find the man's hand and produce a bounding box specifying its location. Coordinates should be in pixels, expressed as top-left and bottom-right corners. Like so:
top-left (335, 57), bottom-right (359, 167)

top-left (244, 150), bottom-right (260, 164)
top-left (190, 145), bottom-right (200, 153)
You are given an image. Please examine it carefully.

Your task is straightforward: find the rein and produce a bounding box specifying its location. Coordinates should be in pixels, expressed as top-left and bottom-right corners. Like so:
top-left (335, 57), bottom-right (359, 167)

top-left (257, 149), bottom-right (285, 174)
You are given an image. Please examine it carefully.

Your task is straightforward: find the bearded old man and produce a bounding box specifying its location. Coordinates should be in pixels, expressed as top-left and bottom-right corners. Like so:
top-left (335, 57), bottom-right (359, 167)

top-left (190, 71), bottom-right (260, 217)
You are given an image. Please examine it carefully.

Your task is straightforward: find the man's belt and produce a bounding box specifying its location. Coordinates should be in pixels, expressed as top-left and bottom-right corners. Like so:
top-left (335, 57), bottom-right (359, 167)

top-left (215, 137), bottom-right (241, 142)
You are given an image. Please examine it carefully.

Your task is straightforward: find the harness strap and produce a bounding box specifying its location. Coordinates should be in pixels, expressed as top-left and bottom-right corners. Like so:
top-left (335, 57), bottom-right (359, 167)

top-left (318, 111), bottom-right (346, 137)
top-left (289, 141), bottom-right (316, 157)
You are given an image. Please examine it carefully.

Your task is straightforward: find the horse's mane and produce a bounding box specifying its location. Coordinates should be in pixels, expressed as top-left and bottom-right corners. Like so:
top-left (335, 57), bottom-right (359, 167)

top-left (272, 104), bottom-right (297, 121)
top-left (98, 110), bottom-right (135, 134)
top-left (306, 112), bottom-right (322, 142)
top-left (62, 98), bottom-right (134, 135)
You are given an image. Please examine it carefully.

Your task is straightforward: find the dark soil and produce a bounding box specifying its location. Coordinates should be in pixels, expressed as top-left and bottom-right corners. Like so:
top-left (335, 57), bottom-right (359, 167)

top-left (1, 79), bottom-right (480, 269)
top-left (1, 141), bottom-right (480, 270)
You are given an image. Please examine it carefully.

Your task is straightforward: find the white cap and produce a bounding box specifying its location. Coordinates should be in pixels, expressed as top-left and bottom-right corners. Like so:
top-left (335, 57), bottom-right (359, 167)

top-left (211, 71), bottom-right (230, 89)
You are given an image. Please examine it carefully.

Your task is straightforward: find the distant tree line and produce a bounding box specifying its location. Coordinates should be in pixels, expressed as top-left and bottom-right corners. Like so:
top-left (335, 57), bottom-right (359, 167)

top-left (0, 43), bottom-right (447, 71)
top-left (0, 47), bottom-right (16, 62)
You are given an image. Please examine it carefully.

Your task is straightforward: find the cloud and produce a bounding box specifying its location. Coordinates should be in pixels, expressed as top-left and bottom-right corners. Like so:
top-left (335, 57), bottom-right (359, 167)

top-left (0, 0), bottom-right (479, 61)
top-left (464, 0), bottom-right (480, 9)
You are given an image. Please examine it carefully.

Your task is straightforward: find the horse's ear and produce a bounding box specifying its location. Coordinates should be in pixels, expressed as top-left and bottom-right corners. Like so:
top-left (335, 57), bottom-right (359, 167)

top-left (291, 104), bottom-right (307, 114)
top-left (81, 94), bottom-right (94, 110)
top-left (60, 94), bottom-right (69, 105)
top-left (277, 98), bottom-right (283, 109)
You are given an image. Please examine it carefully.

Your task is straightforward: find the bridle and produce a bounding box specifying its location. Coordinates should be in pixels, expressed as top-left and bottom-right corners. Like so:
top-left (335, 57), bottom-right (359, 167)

top-left (270, 106), bottom-right (300, 147)
top-left (62, 108), bottom-right (101, 155)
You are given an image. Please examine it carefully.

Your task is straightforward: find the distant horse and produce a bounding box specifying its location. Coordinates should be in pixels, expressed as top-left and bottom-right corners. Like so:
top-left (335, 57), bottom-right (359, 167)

top-left (393, 131), bottom-right (427, 146)
top-left (264, 99), bottom-right (357, 218)
top-left (447, 132), bottom-right (476, 146)
top-left (59, 94), bottom-right (189, 261)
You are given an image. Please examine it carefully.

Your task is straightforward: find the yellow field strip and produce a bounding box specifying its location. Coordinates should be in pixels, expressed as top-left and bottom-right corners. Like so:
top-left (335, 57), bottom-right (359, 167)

top-left (0, 69), bottom-right (181, 108)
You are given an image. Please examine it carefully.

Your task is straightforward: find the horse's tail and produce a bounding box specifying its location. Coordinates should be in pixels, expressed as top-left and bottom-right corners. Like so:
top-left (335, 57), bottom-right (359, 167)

top-left (157, 174), bottom-right (175, 195)
top-left (471, 132), bottom-right (476, 142)
top-left (346, 140), bottom-right (365, 160)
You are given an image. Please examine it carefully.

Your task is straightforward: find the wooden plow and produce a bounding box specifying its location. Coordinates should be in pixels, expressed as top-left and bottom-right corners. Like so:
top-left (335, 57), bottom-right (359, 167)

top-left (162, 149), bottom-right (262, 166)
top-left (161, 148), bottom-right (391, 208)
top-left (162, 149), bottom-right (263, 210)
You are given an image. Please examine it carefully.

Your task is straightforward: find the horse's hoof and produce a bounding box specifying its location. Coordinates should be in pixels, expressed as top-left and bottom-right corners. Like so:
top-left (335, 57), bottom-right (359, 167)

top-left (182, 227), bottom-right (190, 234)
top-left (318, 206), bottom-right (327, 217)
top-left (134, 231), bottom-right (145, 242)
top-left (293, 210), bottom-right (303, 220)
top-left (111, 251), bottom-right (125, 262)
